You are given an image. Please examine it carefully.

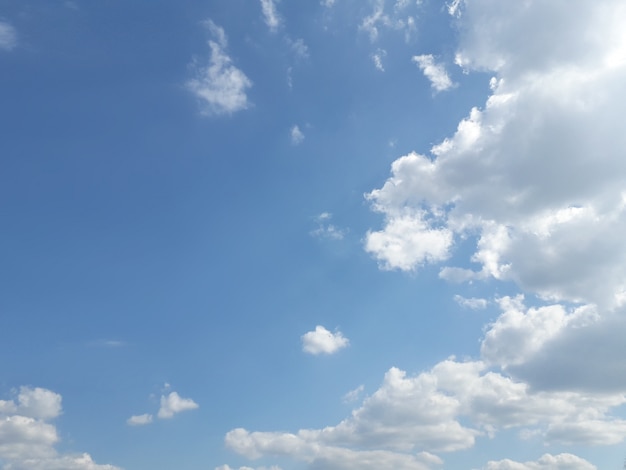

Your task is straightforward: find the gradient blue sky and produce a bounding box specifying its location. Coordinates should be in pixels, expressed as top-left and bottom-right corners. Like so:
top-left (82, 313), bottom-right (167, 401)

top-left (2, 1), bottom-right (626, 469)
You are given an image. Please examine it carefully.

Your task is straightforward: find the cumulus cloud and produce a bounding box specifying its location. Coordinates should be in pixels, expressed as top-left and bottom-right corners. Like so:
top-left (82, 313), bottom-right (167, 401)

top-left (224, 358), bottom-right (626, 468)
top-left (290, 125), bottom-right (304, 145)
top-left (126, 413), bottom-right (153, 426)
top-left (260, 0), bottom-right (281, 33)
top-left (0, 387), bottom-right (120, 469)
top-left (365, 0), bottom-right (626, 310)
top-left (0, 21), bottom-right (17, 51)
top-left (483, 453), bottom-right (597, 470)
top-left (157, 391), bottom-right (199, 419)
top-left (186, 20), bottom-right (252, 116)
top-left (301, 326), bottom-right (349, 355)
top-left (412, 54), bottom-right (455, 92)
top-left (342, 385), bottom-right (364, 403)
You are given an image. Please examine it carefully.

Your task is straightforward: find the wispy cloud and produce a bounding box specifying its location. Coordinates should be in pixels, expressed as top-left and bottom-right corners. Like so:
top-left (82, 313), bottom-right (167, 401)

top-left (186, 20), bottom-right (252, 116)
top-left (454, 295), bottom-right (488, 310)
top-left (127, 413), bottom-right (153, 426)
top-left (0, 21), bottom-right (17, 51)
top-left (290, 125), bottom-right (305, 145)
top-left (310, 212), bottom-right (346, 240)
top-left (301, 325), bottom-right (349, 355)
top-left (412, 54), bottom-right (454, 92)
top-left (260, 0), bottom-right (282, 33)
top-left (343, 384), bottom-right (364, 403)
top-left (372, 48), bottom-right (387, 71)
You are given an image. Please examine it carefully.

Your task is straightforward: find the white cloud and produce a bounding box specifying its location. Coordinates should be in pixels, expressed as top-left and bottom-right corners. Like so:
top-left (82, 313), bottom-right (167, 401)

top-left (186, 20), bottom-right (252, 116)
top-left (216, 466), bottom-right (282, 470)
top-left (365, 0), bottom-right (626, 310)
top-left (480, 296), bottom-right (597, 368)
top-left (290, 125), bottom-right (304, 145)
top-left (0, 21), bottom-right (17, 51)
top-left (321, 0), bottom-right (336, 7)
top-left (360, 0), bottom-right (417, 43)
top-left (288, 38), bottom-right (309, 60)
top-left (225, 356), bottom-right (626, 468)
top-left (342, 385), bottom-right (364, 403)
top-left (412, 54), bottom-right (455, 92)
top-left (454, 294), bottom-right (488, 309)
top-left (310, 212), bottom-right (346, 240)
top-left (157, 391), bottom-right (199, 419)
top-left (14, 387), bottom-right (62, 420)
top-left (0, 387), bottom-right (120, 469)
top-left (483, 453), bottom-right (597, 470)
top-left (301, 326), bottom-right (349, 355)
top-left (260, 0), bottom-right (281, 33)
top-left (372, 48), bottom-right (386, 71)
top-left (126, 413), bottom-right (153, 426)
top-left (365, 212), bottom-right (452, 270)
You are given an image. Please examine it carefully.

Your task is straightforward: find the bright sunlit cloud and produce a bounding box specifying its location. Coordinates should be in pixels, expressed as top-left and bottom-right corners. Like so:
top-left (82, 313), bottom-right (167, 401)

top-left (301, 326), bottom-right (349, 355)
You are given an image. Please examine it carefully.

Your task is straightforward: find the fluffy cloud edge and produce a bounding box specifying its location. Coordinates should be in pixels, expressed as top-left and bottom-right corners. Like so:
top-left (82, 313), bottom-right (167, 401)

top-left (301, 325), bottom-right (349, 355)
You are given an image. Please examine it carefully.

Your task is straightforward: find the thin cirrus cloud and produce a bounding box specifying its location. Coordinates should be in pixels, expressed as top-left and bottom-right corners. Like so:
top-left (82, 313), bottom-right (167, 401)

top-left (0, 387), bottom-right (120, 469)
top-left (186, 20), bottom-right (252, 116)
top-left (310, 212), bottom-right (346, 240)
top-left (0, 21), bottom-right (17, 51)
top-left (301, 325), bottom-right (349, 355)
top-left (260, 0), bottom-right (282, 32)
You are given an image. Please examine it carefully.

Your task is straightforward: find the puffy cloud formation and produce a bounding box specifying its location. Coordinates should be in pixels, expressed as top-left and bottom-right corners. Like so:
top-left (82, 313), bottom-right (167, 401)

top-left (127, 389), bottom-right (199, 425)
top-left (157, 391), bottom-right (199, 419)
top-left (0, 387), bottom-right (120, 469)
top-left (365, 0), bottom-right (626, 310)
top-left (186, 20), bottom-right (252, 116)
top-left (223, 3), bottom-right (626, 467)
top-left (301, 326), bottom-right (349, 355)
top-left (224, 357), bottom-right (626, 467)
top-left (0, 21), bottom-right (17, 51)
top-left (483, 453), bottom-right (597, 470)
top-left (412, 54), bottom-right (455, 92)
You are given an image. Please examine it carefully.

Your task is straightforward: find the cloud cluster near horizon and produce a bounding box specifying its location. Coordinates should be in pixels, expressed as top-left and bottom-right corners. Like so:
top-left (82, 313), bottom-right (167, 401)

top-left (0, 387), bottom-right (120, 469)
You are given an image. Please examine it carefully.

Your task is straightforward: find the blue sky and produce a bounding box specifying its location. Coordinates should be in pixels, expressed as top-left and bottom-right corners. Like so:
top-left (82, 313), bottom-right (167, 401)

top-left (2, 1), bottom-right (626, 469)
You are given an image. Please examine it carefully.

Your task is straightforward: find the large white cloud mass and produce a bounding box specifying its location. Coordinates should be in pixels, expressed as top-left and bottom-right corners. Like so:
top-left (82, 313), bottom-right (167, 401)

top-left (224, 0), bottom-right (626, 467)
top-left (366, 0), bottom-right (626, 310)
top-left (0, 387), bottom-right (120, 470)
